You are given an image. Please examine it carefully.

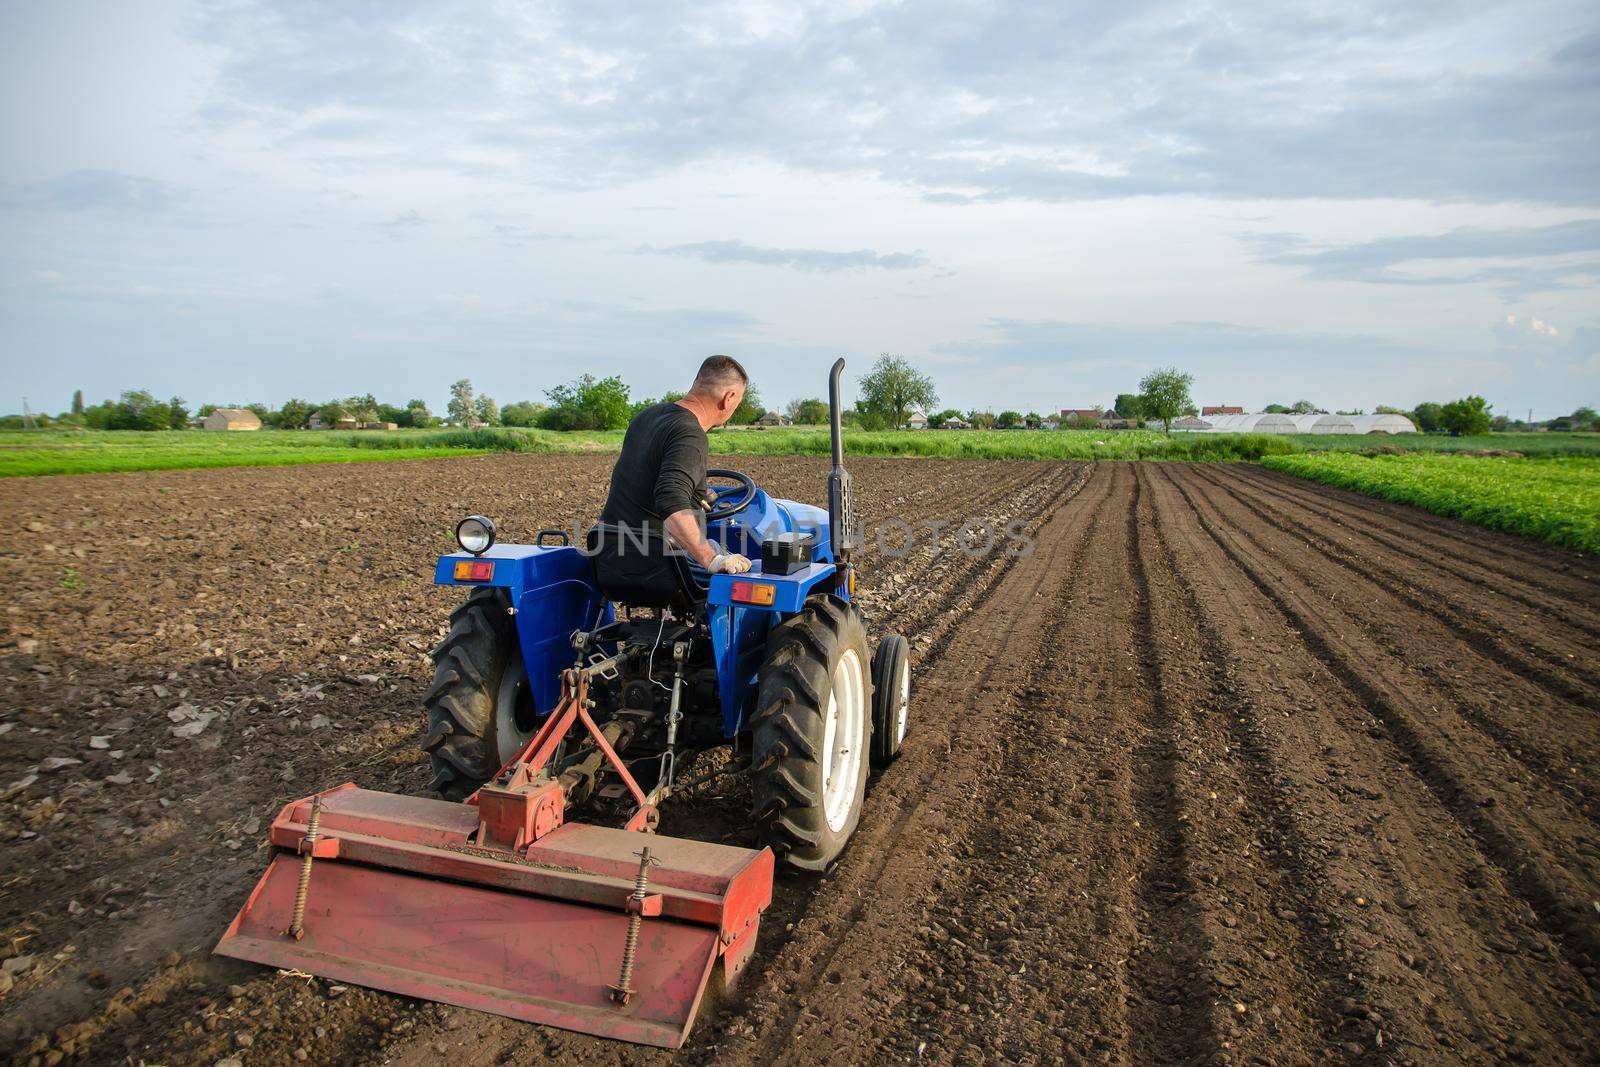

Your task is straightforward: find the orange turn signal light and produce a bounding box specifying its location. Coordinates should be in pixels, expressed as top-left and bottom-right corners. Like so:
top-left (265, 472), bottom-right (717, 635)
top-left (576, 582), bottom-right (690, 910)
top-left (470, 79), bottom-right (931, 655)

top-left (453, 560), bottom-right (496, 582)
top-left (730, 580), bottom-right (776, 606)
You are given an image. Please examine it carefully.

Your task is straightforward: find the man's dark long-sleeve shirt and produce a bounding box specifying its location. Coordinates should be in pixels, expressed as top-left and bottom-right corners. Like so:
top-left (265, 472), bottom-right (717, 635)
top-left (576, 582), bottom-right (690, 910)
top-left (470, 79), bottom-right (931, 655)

top-left (599, 402), bottom-right (707, 529)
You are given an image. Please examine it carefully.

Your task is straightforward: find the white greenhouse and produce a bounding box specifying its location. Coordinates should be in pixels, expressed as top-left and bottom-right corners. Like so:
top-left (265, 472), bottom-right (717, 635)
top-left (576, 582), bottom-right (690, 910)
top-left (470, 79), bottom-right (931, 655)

top-left (1289, 413), bottom-right (1358, 434)
top-left (1350, 413), bottom-right (1418, 435)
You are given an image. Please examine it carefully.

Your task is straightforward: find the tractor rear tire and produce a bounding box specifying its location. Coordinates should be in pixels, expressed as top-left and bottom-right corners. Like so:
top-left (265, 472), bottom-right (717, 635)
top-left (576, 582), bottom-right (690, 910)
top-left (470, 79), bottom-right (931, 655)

top-left (422, 586), bottom-right (535, 801)
top-left (750, 594), bottom-right (872, 871)
top-left (870, 634), bottom-right (911, 768)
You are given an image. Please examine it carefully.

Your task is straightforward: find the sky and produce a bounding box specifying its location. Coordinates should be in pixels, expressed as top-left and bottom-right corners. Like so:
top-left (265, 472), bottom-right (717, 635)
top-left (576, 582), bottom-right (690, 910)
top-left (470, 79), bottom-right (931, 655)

top-left (2, 0), bottom-right (1597, 420)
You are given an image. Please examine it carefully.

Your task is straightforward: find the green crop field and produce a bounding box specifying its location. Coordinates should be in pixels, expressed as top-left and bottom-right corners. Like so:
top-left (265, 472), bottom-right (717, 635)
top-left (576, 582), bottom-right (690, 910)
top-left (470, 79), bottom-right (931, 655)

top-left (0, 426), bottom-right (1301, 476)
top-left (1262, 452), bottom-right (1600, 555)
top-left (1281, 431), bottom-right (1600, 456)
top-left (0, 427), bottom-right (596, 477)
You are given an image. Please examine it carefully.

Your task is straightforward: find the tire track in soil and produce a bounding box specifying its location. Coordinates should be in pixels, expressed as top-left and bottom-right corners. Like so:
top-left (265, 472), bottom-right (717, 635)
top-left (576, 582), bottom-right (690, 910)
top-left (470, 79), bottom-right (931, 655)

top-left (1192, 464), bottom-right (1600, 703)
top-left (1133, 465), bottom-right (1390, 1064)
top-left (1234, 466), bottom-right (1600, 625)
top-left (1164, 467), bottom-right (1600, 1021)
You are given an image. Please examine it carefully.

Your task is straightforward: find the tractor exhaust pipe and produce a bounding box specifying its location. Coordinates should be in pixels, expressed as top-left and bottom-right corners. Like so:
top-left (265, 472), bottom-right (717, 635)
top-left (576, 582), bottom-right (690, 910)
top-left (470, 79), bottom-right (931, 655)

top-left (827, 358), bottom-right (854, 565)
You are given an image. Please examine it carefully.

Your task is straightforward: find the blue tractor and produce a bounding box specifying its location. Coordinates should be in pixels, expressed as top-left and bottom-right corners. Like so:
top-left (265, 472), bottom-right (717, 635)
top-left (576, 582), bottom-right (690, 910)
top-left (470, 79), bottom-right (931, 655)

top-left (219, 361), bottom-right (910, 1045)
top-left (422, 357), bottom-right (911, 870)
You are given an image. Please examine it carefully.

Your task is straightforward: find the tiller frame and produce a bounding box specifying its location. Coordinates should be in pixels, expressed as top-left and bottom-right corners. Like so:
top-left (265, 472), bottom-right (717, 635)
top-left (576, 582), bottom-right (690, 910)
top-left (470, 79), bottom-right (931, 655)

top-left (216, 655), bottom-right (774, 1049)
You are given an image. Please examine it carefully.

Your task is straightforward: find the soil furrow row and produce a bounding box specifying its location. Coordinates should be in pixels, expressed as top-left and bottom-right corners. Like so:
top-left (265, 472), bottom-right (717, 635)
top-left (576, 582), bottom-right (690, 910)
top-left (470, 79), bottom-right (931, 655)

top-left (1135, 465), bottom-right (1393, 1063)
top-left (1235, 466), bottom-right (1600, 617)
top-left (1165, 467), bottom-right (1600, 1004)
top-left (1122, 469), bottom-right (1226, 1065)
top-left (1197, 464), bottom-right (1600, 702)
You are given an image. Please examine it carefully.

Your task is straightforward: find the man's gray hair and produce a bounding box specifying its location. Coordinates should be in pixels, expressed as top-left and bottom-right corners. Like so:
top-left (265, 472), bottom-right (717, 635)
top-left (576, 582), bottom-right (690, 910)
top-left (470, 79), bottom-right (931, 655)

top-left (693, 355), bottom-right (748, 394)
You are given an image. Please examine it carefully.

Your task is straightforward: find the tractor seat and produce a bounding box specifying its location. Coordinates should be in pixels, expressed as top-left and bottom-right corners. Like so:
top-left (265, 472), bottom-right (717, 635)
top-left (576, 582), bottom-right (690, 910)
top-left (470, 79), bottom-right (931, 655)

top-left (586, 523), bottom-right (709, 612)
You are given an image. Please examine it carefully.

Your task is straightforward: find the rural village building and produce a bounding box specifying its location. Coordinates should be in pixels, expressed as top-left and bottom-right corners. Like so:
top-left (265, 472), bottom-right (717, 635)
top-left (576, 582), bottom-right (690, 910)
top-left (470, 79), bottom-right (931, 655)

top-left (308, 410), bottom-right (358, 430)
top-left (202, 408), bottom-right (262, 432)
top-left (1171, 415), bottom-right (1213, 431)
top-left (1202, 405), bottom-right (1244, 417)
top-left (906, 411), bottom-right (929, 430)
top-left (754, 410), bottom-right (792, 427)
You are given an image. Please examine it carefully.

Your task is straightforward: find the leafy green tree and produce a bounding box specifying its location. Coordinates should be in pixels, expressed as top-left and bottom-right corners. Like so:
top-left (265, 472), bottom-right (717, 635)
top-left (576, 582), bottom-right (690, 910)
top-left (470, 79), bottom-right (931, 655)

top-left (996, 410), bottom-right (1022, 429)
top-left (276, 398), bottom-right (312, 429)
top-left (315, 401), bottom-right (350, 426)
top-left (500, 400), bottom-right (546, 427)
top-left (403, 399), bottom-right (434, 427)
top-left (475, 395), bottom-right (500, 426)
top-left (1024, 411), bottom-right (1043, 427)
top-left (1410, 402), bottom-right (1443, 431)
top-left (540, 374), bottom-right (632, 431)
top-left (343, 393), bottom-right (379, 423)
top-left (197, 403), bottom-right (218, 418)
top-left (1439, 395), bottom-right (1492, 436)
top-left (107, 390), bottom-right (172, 431)
top-left (930, 408), bottom-right (963, 427)
top-left (732, 385), bottom-right (764, 425)
top-left (71, 389), bottom-right (84, 416)
top-left (1289, 399), bottom-right (1319, 414)
top-left (1113, 393), bottom-right (1143, 419)
top-left (167, 396), bottom-right (190, 429)
top-left (447, 380), bottom-right (476, 426)
top-left (1263, 403), bottom-right (1290, 413)
top-left (1569, 406), bottom-right (1598, 431)
top-left (857, 354), bottom-right (938, 430)
top-left (1138, 367), bottom-right (1195, 434)
top-left (966, 410), bottom-right (996, 429)
top-left (785, 397), bottom-right (828, 424)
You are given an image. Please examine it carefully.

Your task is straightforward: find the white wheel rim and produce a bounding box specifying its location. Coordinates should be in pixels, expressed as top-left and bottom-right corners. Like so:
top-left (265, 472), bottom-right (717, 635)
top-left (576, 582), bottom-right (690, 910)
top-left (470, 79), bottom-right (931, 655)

top-left (494, 657), bottom-right (535, 766)
top-left (822, 648), bottom-right (866, 833)
top-left (894, 658), bottom-right (910, 744)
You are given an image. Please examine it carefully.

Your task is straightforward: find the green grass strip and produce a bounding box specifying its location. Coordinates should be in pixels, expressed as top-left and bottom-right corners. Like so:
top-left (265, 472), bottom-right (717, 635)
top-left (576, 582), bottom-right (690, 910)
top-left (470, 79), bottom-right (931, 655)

top-left (1262, 452), bottom-right (1600, 555)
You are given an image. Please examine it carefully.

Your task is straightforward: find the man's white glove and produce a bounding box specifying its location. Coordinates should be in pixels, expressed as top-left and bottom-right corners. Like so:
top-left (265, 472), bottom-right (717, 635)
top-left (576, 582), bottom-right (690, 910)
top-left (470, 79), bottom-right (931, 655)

top-left (709, 552), bottom-right (753, 575)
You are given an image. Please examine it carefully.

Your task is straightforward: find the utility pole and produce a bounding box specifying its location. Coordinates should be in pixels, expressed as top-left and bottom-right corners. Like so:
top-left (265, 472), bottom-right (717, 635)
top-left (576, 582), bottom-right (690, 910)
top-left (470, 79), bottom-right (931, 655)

top-left (21, 397), bottom-right (37, 431)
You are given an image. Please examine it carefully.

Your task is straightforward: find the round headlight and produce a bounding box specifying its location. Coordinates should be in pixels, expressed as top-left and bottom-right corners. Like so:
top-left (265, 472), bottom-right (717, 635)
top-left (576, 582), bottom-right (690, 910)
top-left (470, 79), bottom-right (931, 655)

top-left (455, 514), bottom-right (496, 555)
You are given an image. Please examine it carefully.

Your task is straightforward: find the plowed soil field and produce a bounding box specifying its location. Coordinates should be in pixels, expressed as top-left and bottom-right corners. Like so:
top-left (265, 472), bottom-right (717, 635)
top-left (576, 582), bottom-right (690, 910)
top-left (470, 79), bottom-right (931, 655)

top-left (2, 457), bottom-right (1597, 1066)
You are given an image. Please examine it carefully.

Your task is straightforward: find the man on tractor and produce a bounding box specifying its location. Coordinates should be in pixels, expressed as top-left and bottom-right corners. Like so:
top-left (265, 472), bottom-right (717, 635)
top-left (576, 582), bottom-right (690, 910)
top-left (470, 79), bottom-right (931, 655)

top-left (590, 355), bottom-right (755, 608)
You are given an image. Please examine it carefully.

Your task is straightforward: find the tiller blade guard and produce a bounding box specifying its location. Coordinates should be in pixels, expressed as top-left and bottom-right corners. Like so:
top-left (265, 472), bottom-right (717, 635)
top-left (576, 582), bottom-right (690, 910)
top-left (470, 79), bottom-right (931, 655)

top-left (216, 663), bottom-right (773, 1049)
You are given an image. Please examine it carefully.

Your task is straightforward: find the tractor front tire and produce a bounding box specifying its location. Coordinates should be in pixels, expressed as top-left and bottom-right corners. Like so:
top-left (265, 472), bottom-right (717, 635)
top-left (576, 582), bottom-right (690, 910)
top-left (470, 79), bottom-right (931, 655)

top-left (422, 586), bottom-right (533, 801)
top-left (750, 594), bottom-right (872, 871)
top-left (870, 634), bottom-right (911, 768)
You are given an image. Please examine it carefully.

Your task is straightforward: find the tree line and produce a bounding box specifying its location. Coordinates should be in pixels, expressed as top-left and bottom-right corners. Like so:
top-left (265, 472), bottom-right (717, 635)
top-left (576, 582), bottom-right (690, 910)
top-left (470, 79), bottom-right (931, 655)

top-left (8, 362), bottom-right (1595, 435)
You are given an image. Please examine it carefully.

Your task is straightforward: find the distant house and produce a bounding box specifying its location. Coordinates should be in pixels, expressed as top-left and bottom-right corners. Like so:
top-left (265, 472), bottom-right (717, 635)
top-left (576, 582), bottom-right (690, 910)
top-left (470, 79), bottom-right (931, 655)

top-left (1202, 405), bottom-right (1244, 417)
top-left (360, 421), bottom-right (399, 431)
top-left (308, 409), bottom-right (358, 430)
top-left (1098, 415), bottom-right (1138, 430)
top-left (1171, 415), bottom-right (1213, 431)
top-left (754, 410), bottom-right (792, 428)
top-left (202, 408), bottom-right (262, 432)
top-left (941, 417), bottom-right (972, 430)
top-left (1041, 418), bottom-right (1061, 431)
top-left (906, 411), bottom-right (929, 430)
top-left (1060, 408), bottom-right (1102, 421)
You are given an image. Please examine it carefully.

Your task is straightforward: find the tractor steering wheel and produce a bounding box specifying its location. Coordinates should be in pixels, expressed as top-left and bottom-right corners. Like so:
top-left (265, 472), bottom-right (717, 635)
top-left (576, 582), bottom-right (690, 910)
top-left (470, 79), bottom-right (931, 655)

top-left (704, 468), bottom-right (758, 522)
